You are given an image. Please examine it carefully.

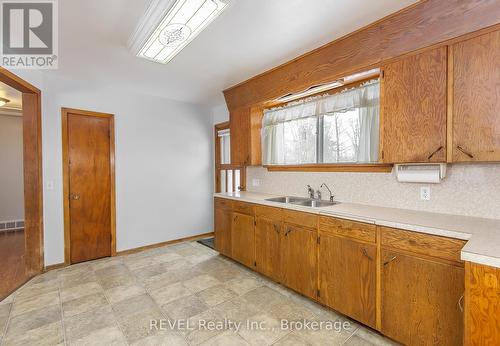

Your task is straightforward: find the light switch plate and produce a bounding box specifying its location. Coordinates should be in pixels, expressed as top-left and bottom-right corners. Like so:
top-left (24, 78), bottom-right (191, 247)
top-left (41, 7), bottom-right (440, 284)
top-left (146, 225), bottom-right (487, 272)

top-left (46, 180), bottom-right (54, 190)
top-left (420, 186), bottom-right (431, 201)
top-left (252, 179), bottom-right (261, 187)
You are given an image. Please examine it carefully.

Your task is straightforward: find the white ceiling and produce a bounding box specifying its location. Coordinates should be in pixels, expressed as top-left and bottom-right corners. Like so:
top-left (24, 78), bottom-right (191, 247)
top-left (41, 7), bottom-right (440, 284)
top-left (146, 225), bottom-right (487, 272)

top-left (47, 0), bottom-right (417, 107)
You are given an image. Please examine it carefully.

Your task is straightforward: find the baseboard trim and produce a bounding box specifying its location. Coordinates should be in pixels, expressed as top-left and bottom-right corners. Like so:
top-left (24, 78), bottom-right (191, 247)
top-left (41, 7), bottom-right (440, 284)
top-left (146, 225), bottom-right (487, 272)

top-left (116, 232), bottom-right (214, 256)
top-left (42, 232), bottom-right (214, 271)
top-left (44, 262), bottom-right (68, 272)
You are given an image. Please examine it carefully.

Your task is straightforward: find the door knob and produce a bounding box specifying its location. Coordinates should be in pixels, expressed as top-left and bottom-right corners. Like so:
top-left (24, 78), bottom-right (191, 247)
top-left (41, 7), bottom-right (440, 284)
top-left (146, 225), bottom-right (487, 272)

top-left (71, 194), bottom-right (80, 200)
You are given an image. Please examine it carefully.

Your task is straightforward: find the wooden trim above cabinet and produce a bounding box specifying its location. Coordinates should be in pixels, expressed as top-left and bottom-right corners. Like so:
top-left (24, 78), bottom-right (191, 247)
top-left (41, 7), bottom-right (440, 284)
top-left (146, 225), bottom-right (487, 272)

top-left (265, 164), bottom-right (393, 173)
top-left (223, 1), bottom-right (500, 110)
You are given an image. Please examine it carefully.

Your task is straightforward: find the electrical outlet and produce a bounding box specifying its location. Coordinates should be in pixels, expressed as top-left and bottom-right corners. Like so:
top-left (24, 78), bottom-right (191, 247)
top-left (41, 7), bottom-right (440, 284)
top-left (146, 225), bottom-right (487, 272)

top-left (420, 186), bottom-right (431, 201)
top-left (252, 179), bottom-right (261, 187)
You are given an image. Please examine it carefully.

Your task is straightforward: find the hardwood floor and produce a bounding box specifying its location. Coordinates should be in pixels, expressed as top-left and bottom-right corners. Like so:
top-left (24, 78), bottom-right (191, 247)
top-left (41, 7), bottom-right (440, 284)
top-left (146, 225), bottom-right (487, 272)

top-left (0, 230), bottom-right (30, 301)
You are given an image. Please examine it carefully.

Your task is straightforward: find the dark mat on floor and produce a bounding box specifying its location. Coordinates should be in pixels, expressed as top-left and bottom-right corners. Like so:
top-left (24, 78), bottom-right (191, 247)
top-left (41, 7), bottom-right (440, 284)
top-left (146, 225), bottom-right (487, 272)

top-left (197, 237), bottom-right (215, 250)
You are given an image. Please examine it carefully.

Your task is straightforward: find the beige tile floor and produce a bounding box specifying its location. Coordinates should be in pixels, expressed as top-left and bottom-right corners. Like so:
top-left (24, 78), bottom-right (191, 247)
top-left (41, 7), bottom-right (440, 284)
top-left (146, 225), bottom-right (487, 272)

top-left (0, 240), bottom-right (399, 346)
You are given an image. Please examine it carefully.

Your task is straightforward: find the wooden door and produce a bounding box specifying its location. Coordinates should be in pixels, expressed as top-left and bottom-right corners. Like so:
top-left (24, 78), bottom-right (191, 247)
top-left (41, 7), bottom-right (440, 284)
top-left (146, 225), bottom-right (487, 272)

top-left (230, 107), bottom-right (250, 165)
top-left (65, 110), bottom-right (114, 264)
top-left (255, 217), bottom-right (281, 282)
top-left (381, 249), bottom-right (464, 345)
top-left (214, 207), bottom-right (232, 257)
top-left (382, 47), bottom-right (447, 163)
top-left (319, 235), bottom-right (376, 328)
top-left (281, 224), bottom-right (317, 299)
top-left (231, 212), bottom-right (255, 268)
top-left (452, 30), bottom-right (500, 162)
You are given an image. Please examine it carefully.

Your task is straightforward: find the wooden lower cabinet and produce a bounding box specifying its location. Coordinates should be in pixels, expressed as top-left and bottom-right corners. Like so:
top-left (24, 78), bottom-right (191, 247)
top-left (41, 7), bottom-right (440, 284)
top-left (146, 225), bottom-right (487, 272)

top-left (381, 249), bottom-right (464, 345)
top-left (255, 216), bottom-right (281, 282)
top-left (214, 205), bottom-right (232, 257)
top-left (465, 262), bottom-right (500, 346)
top-left (214, 199), bottom-right (471, 345)
top-left (231, 212), bottom-right (255, 268)
top-left (281, 223), bottom-right (317, 299)
top-left (319, 234), bottom-right (376, 328)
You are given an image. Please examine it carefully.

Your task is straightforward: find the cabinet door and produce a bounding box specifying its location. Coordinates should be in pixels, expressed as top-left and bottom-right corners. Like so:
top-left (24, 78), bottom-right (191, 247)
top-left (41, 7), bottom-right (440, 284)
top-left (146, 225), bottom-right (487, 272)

top-left (453, 30), bottom-right (500, 162)
top-left (382, 47), bottom-right (447, 163)
top-left (230, 107), bottom-right (250, 165)
top-left (255, 217), bottom-right (281, 282)
top-left (214, 207), bottom-right (232, 257)
top-left (231, 212), bottom-right (255, 268)
top-left (381, 249), bottom-right (464, 346)
top-left (319, 235), bottom-right (376, 328)
top-left (281, 224), bottom-right (317, 299)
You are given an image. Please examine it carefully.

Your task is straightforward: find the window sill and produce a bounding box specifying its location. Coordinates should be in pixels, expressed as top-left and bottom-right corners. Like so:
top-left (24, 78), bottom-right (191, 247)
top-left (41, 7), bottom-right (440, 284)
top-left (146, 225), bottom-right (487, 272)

top-left (263, 164), bottom-right (393, 173)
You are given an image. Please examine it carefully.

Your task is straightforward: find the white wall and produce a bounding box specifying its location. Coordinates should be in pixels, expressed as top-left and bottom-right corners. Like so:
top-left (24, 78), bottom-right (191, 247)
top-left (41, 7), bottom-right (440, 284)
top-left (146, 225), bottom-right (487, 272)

top-left (13, 71), bottom-right (213, 265)
top-left (0, 115), bottom-right (24, 221)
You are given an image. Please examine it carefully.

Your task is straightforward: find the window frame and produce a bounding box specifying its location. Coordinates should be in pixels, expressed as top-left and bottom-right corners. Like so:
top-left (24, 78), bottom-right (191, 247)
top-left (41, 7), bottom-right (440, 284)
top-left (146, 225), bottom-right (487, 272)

top-left (214, 122), bottom-right (247, 192)
top-left (261, 79), bottom-right (393, 172)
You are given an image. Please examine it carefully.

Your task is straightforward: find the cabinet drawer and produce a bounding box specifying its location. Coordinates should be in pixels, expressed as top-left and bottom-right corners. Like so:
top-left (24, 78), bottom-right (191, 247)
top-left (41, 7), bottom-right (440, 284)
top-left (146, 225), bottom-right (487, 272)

top-left (283, 210), bottom-right (318, 229)
top-left (215, 197), bottom-right (233, 210)
top-left (255, 205), bottom-right (282, 220)
top-left (233, 201), bottom-right (255, 215)
top-left (380, 226), bottom-right (466, 263)
top-left (319, 216), bottom-right (376, 243)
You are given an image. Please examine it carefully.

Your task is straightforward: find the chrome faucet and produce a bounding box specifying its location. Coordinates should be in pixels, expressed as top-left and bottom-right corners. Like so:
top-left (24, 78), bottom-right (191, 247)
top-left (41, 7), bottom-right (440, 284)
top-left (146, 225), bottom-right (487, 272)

top-left (316, 190), bottom-right (322, 201)
top-left (320, 183), bottom-right (334, 202)
top-left (307, 185), bottom-right (315, 199)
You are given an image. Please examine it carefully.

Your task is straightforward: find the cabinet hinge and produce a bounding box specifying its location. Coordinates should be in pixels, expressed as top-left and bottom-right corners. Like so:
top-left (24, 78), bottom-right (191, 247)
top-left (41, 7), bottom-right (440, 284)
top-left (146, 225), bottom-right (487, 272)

top-left (380, 70), bottom-right (384, 79)
top-left (317, 289), bottom-right (320, 297)
top-left (317, 236), bottom-right (320, 245)
top-left (254, 261), bottom-right (257, 267)
top-left (254, 220), bottom-right (257, 226)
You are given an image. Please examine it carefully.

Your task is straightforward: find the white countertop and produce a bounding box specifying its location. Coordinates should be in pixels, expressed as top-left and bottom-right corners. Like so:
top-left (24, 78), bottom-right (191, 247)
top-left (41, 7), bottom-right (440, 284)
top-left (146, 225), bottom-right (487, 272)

top-left (214, 191), bottom-right (500, 269)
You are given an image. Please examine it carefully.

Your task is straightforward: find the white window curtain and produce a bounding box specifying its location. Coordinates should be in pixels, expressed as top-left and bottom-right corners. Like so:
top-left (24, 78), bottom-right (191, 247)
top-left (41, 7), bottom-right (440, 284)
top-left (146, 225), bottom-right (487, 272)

top-left (262, 80), bottom-right (380, 165)
top-left (218, 128), bottom-right (231, 164)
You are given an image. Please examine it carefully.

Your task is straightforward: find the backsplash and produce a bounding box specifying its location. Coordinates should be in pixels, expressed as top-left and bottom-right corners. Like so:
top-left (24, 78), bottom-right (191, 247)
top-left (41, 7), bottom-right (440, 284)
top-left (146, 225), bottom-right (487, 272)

top-left (246, 164), bottom-right (500, 220)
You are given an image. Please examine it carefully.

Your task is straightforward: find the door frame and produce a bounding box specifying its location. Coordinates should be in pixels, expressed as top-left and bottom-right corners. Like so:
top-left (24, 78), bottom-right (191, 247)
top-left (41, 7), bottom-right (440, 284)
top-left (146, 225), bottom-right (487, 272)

top-left (61, 107), bottom-right (116, 264)
top-left (0, 67), bottom-right (44, 276)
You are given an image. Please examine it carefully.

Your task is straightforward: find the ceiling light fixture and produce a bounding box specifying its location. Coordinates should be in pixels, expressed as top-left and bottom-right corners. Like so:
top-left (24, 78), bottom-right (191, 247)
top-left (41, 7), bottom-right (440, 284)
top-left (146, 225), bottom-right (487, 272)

top-left (0, 97), bottom-right (10, 107)
top-left (129, 0), bottom-right (229, 64)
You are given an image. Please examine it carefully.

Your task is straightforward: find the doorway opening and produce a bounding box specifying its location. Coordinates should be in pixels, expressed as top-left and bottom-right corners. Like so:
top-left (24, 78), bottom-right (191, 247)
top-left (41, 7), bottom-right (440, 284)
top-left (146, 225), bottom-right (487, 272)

top-left (0, 68), bottom-right (44, 301)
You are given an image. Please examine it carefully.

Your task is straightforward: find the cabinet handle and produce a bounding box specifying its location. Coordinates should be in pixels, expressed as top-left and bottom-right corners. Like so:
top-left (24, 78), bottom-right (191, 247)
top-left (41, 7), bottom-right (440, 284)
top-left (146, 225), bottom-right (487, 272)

top-left (273, 224), bottom-right (280, 234)
top-left (427, 146), bottom-right (444, 160)
top-left (457, 146), bottom-right (474, 158)
top-left (361, 248), bottom-right (373, 261)
top-left (233, 215), bottom-right (238, 222)
top-left (383, 256), bottom-right (397, 266)
top-left (458, 294), bottom-right (464, 313)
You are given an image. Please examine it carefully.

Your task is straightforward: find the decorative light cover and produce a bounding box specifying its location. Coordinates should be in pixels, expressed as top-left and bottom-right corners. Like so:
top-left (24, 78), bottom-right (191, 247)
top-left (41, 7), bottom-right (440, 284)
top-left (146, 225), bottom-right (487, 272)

top-left (136, 0), bottom-right (229, 64)
top-left (0, 97), bottom-right (10, 107)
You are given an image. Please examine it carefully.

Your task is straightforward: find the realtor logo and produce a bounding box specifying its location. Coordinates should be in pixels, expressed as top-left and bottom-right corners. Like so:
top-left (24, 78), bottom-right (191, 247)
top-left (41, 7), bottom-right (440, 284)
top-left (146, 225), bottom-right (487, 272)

top-left (1, 0), bottom-right (58, 69)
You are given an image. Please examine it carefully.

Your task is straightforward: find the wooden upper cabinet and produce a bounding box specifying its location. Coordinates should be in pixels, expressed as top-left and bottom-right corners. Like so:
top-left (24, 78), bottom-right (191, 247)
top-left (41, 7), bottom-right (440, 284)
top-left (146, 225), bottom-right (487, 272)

top-left (281, 223), bottom-right (317, 299)
top-left (319, 234), bottom-right (376, 328)
top-left (229, 107), bottom-right (263, 166)
top-left (230, 107), bottom-right (250, 165)
top-left (452, 30), bottom-right (500, 162)
top-left (381, 47), bottom-right (447, 163)
top-left (381, 249), bottom-right (464, 346)
top-left (231, 211), bottom-right (255, 268)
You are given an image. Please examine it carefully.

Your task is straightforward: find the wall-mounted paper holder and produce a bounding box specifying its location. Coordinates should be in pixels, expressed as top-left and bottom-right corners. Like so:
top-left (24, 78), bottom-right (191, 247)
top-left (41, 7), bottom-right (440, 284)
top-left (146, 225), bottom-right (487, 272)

top-left (395, 163), bottom-right (447, 184)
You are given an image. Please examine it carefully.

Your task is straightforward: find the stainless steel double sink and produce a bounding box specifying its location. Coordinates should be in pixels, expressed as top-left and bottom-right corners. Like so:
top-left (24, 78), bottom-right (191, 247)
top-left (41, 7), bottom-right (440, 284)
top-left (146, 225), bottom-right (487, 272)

top-left (265, 196), bottom-right (339, 208)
